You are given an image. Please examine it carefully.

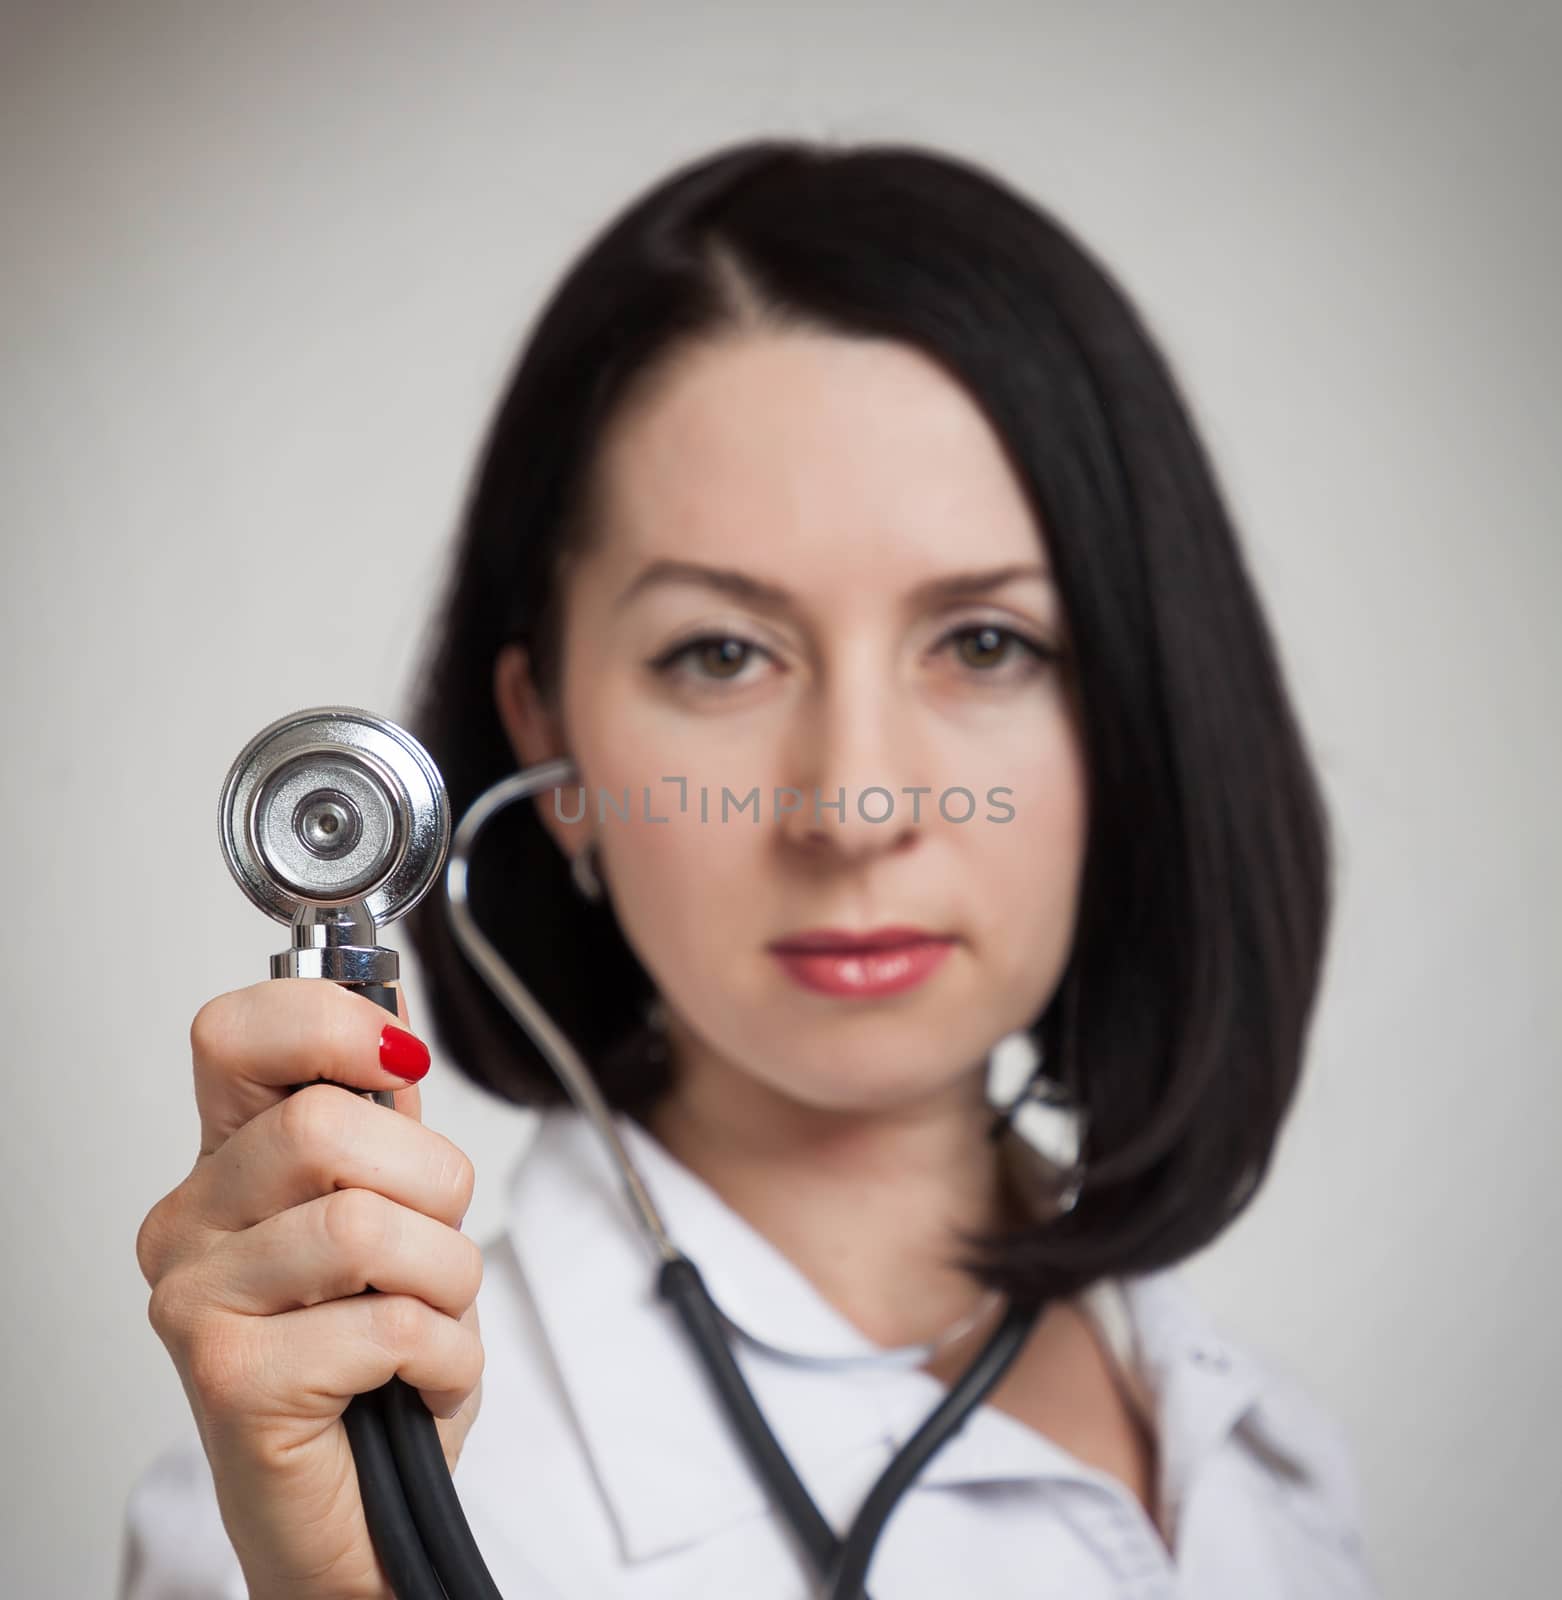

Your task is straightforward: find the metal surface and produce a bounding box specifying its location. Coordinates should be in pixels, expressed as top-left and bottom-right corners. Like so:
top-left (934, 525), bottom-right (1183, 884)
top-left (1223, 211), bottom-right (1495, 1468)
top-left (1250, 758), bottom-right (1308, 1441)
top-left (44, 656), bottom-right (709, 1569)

top-left (443, 756), bottom-right (682, 1266)
top-left (218, 705), bottom-right (450, 925)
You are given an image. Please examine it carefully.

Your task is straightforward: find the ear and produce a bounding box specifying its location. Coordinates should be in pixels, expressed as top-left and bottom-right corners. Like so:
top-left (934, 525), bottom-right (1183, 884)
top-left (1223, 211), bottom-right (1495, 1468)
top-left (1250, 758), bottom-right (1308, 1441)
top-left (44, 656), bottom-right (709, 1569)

top-left (492, 642), bottom-right (583, 858)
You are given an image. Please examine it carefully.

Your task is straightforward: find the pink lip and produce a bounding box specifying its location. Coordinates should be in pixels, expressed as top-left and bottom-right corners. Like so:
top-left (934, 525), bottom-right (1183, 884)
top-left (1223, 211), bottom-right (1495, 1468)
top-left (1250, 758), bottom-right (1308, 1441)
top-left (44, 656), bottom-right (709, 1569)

top-left (770, 936), bottom-right (956, 998)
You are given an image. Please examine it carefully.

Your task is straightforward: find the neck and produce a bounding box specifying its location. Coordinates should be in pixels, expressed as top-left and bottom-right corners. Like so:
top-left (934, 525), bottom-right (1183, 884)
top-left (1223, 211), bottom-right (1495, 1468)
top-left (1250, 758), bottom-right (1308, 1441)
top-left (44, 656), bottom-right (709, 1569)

top-left (642, 1026), bottom-right (1021, 1357)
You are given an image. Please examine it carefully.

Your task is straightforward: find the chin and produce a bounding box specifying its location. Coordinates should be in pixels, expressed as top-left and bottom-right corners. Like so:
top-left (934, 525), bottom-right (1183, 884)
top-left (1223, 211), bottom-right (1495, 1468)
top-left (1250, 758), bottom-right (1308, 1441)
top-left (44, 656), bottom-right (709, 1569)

top-left (750, 1044), bottom-right (978, 1120)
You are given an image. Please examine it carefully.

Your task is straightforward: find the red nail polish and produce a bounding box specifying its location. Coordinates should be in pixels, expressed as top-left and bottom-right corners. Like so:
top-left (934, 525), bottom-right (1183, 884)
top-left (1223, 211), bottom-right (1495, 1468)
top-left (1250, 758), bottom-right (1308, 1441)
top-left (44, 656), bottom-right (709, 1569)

top-left (380, 1024), bottom-right (431, 1081)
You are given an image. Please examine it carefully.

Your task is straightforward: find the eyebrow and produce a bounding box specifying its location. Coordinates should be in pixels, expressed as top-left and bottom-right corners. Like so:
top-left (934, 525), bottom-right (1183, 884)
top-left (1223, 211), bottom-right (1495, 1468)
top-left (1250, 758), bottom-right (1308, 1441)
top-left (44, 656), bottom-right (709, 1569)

top-left (613, 558), bottom-right (1052, 615)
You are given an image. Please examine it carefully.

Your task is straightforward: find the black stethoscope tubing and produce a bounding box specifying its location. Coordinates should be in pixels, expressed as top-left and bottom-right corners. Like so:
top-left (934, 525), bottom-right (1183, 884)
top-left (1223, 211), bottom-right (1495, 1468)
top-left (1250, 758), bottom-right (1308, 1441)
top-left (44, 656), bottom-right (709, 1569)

top-left (337, 1106), bottom-right (1042, 1600)
top-left (311, 753), bottom-right (1043, 1598)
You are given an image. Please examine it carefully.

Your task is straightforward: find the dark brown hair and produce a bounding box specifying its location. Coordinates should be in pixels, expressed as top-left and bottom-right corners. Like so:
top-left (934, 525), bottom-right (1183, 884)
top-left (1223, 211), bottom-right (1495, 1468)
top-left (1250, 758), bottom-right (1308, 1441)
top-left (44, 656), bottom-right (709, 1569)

top-left (401, 137), bottom-right (1333, 1303)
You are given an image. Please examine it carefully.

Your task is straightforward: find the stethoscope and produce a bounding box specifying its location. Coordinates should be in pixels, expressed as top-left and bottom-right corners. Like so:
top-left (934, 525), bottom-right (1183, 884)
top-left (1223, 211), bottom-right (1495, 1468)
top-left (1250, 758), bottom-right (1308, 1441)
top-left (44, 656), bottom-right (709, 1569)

top-left (218, 706), bottom-right (1045, 1600)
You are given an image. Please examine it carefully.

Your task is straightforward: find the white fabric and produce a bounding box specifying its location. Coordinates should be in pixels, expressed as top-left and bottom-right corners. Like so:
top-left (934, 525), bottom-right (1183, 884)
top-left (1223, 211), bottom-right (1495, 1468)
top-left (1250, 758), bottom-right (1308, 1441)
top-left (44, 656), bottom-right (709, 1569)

top-left (120, 1105), bottom-right (1380, 1598)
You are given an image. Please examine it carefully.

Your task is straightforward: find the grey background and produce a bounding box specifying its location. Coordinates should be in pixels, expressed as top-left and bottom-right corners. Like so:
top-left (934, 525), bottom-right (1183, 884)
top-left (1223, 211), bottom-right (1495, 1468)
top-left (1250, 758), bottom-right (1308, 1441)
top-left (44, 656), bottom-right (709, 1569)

top-left (2, 2), bottom-right (1557, 1595)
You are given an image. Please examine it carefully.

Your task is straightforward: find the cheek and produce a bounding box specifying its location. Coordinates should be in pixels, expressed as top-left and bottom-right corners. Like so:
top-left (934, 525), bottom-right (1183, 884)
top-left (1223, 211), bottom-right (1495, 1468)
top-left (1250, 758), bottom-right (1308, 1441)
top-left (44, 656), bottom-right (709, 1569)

top-left (573, 706), bottom-right (755, 981)
top-left (593, 809), bottom-right (769, 1061)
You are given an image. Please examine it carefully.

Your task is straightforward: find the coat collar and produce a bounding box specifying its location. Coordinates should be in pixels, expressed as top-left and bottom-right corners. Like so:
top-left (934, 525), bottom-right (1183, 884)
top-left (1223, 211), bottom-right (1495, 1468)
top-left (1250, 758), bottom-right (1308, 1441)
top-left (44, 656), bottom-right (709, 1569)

top-left (502, 1105), bottom-right (1297, 1564)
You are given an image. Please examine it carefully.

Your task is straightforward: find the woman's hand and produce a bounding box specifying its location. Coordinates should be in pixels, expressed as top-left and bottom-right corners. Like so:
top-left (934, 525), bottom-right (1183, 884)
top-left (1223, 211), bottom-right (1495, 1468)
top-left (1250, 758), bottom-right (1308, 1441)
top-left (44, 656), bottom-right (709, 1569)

top-left (136, 979), bottom-right (485, 1598)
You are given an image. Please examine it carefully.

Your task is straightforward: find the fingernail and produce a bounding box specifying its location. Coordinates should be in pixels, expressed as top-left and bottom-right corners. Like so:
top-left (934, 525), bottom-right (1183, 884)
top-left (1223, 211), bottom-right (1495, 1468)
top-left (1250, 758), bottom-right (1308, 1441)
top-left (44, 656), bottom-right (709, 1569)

top-left (380, 1024), bottom-right (431, 1081)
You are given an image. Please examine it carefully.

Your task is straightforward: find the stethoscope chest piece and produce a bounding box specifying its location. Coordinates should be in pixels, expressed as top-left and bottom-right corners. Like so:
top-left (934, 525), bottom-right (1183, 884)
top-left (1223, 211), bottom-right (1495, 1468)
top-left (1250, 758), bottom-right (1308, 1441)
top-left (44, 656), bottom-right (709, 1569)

top-left (212, 702), bottom-right (1029, 1600)
top-left (217, 705), bottom-right (450, 926)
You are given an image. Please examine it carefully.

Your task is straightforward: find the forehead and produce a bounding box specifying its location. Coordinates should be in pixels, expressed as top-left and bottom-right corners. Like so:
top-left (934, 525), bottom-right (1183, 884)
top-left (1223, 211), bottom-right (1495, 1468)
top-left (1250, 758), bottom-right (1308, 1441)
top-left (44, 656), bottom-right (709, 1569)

top-left (586, 331), bottom-right (1047, 582)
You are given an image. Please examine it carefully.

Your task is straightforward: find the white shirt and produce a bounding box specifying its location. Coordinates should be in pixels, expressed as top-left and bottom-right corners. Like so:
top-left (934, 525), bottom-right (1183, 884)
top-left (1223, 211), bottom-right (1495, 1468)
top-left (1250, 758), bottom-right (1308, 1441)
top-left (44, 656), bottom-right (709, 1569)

top-left (121, 1105), bottom-right (1381, 1598)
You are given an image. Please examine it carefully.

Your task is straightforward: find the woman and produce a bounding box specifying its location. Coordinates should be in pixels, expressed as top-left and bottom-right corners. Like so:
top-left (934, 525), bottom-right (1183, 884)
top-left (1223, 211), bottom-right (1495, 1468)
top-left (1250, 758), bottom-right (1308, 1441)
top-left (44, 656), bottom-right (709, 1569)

top-left (125, 138), bottom-right (1378, 1598)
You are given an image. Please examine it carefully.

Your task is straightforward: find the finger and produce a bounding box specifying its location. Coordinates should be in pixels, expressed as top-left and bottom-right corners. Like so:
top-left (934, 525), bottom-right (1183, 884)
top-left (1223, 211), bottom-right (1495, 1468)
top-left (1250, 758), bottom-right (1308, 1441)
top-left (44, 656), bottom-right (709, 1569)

top-left (426, 1298), bottom-right (483, 1429)
top-left (140, 1012), bottom-right (450, 1290)
top-left (191, 979), bottom-right (430, 1158)
top-left (192, 1292), bottom-right (485, 1428)
top-left (196, 1188), bottom-right (482, 1323)
top-left (190, 1082), bottom-right (474, 1239)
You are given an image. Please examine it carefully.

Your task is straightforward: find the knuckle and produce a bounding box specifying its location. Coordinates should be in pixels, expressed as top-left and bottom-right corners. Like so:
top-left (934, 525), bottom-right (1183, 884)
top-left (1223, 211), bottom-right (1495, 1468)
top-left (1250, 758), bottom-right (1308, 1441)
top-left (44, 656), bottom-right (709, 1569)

top-left (321, 1186), bottom-right (393, 1267)
top-left (373, 1292), bottom-right (426, 1354)
top-left (135, 1195), bottom-right (174, 1287)
top-left (188, 994), bottom-right (236, 1070)
top-left (146, 1272), bottom-right (185, 1340)
top-left (147, 1268), bottom-right (208, 1348)
top-left (184, 1317), bottom-right (253, 1416)
top-left (277, 1081), bottom-right (354, 1163)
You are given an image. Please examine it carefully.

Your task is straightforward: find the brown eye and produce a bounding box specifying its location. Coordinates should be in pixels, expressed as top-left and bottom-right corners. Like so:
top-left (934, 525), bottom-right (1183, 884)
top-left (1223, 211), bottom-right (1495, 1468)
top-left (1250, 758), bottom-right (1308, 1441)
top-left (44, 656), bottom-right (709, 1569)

top-left (649, 633), bottom-right (769, 686)
top-left (955, 625), bottom-right (1011, 669)
top-left (696, 638), bottom-right (750, 678)
top-left (940, 623), bottom-right (1056, 680)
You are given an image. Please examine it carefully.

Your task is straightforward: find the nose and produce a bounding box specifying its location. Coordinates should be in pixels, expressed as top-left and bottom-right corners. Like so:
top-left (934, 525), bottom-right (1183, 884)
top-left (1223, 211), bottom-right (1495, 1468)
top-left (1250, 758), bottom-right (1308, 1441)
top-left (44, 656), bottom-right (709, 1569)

top-left (778, 659), bottom-right (924, 869)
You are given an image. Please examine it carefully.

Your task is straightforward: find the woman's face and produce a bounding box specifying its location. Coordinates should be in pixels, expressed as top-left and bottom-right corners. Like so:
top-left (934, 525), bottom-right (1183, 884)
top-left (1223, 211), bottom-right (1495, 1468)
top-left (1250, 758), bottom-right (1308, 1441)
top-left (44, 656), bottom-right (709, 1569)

top-left (496, 330), bottom-right (1088, 1118)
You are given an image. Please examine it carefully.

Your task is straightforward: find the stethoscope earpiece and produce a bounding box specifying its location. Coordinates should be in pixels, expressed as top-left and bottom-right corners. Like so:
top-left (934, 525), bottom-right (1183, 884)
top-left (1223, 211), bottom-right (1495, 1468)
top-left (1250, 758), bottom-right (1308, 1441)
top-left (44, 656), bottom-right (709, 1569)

top-left (217, 705), bottom-right (450, 926)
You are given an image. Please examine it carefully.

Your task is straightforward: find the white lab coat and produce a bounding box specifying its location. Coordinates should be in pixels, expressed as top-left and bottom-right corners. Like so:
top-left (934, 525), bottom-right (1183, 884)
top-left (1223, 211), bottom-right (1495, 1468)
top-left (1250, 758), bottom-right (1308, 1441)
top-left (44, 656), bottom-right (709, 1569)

top-left (120, 1105), bottom-right (1381, 1598)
